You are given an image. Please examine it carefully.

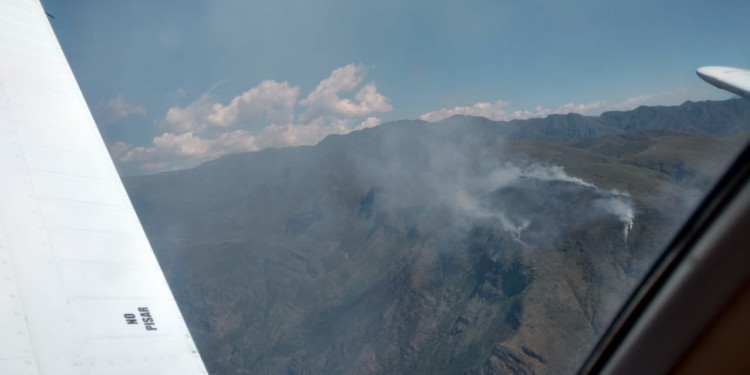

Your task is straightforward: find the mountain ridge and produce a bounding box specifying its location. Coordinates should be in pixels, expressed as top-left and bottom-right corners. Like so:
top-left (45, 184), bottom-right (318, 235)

top-left (127, 99), bottom-right (750, 180)
top-left (124, 98), bottom-right (750, 374)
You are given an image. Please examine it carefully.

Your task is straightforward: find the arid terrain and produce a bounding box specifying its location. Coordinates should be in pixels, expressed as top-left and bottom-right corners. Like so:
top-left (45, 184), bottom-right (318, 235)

top-left (125, 99), bottom-right (750, 374)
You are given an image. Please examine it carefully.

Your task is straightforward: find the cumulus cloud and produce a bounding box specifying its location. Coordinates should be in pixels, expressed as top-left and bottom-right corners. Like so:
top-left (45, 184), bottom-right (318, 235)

top-left (209, 80), bottom-right (299, 127)
top-left (161, 80), bottom-right (299, 134)
top-left (97, 94), bottom-right (147, 125)
top-left (419, 87), bottom-right (703, 123)
top-left (300, 64), bottom-right (392, 119)
top-left (112, 130), bottom-right (259, 172)
top-left (256, 118), bottom-right (349, 148)
top-left (113, 117), bottom-right (384, 173)
top-left (356, 116), bottom-right (382, 130)
top-left (113, 64), bottom-right (392, 174)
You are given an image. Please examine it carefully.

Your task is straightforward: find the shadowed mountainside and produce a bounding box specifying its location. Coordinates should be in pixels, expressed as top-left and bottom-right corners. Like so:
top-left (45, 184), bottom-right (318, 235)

top-left (124, 99), bottom-right (750, 374)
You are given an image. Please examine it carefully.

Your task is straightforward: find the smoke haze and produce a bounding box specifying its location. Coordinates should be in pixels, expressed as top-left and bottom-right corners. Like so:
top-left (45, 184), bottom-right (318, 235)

top-left (344, 125), bottom-right (635, 248)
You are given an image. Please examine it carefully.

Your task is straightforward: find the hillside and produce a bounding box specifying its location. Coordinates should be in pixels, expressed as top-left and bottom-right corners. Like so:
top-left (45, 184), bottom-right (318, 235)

top-left (124, 99), bottom-right (750, 374)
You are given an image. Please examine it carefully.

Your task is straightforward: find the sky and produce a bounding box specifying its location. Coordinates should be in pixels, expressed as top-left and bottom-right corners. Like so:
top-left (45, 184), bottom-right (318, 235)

top-left (41, 0), bottom-right (749, 175)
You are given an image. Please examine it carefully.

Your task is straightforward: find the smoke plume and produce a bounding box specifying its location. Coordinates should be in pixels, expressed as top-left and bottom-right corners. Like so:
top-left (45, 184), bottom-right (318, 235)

top-left (350, 127), bottom-right (636, 246)
top-left (596, 191), bottom-right (635, 240)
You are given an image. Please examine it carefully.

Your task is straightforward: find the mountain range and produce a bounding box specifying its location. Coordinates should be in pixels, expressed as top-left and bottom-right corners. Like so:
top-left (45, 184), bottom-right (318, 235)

top-left (124, 99), bottom-right (750, 374)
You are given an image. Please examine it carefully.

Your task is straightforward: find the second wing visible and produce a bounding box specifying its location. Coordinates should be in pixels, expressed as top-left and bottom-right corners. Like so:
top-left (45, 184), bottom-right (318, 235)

top-left (697, 66), bottom-right (750, 100)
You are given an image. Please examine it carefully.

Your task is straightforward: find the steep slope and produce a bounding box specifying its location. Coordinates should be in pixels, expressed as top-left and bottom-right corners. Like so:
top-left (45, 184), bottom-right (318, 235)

top-left (124, 99), bottom-right (750, 374)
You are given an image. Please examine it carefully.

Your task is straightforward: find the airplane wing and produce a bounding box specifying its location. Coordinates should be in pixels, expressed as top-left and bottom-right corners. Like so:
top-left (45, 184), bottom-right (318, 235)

top-left (697, 66), bottom-right (750, 100)
top-left (0, 0), bottom-right (209, 374)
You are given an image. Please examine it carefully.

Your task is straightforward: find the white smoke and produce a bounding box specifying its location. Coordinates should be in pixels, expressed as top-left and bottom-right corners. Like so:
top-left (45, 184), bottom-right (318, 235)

top-left (483, 163), bottom-right (596, 193)
top-left (519, 164), bottom-right (597, 189)
top-left (515, 164), bottom-right (636, 241)
top-left (356, 132), bottom-right (635, 245)
top-left (457, 163), bottom-right (636, 243)
top-left (454, 188), bottom-right (531, 245)
top-left (596, 191), bottom-right (635, 241)
top-left (497, 212), bottom-right (530, 245)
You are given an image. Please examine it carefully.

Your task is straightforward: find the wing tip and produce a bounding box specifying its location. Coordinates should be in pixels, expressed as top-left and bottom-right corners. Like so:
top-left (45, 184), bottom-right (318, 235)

top-left (697, 65), bottom-right (750, 100)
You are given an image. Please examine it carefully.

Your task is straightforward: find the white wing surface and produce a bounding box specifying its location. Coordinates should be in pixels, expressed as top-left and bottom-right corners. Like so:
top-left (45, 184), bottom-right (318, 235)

top-left (697, 66), bottom-right (750, 100)
top-left (0, 0), bottom-right (209, 374)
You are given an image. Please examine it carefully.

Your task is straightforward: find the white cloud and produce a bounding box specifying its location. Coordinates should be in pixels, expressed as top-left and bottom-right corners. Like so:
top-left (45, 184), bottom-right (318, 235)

top-left (113, 77), bottom-right (721, 175)
top-left (161, 92), bottom-right (216, 134)
top-left (208, 80), bottom-right (299, 128)
top-left (113, 64), bottom-right (393, 174)
top-left (162, 80), bottom-right (299, 134)
top-left (256, 119), bottom-right (345, 148)
top-left (97, 94), bottom-right (146, 125)
top-left (419, 87), bottom-right (708, 123)
top-left (356, 116), bottom-right (382, 130)
top-left (114, 116), bottom-right (384, 173)
top-left (419, 100), bottom-right (611, 122)
top-left (300, 64), bottom-right (392, 119)
top-left (601, 87), bottom-right (698, 111)
top-left (419, 100), bottom-right (513, 122)
top-left (255, 116), bottom-right (382, 148)
top-left (113, 130), bottom-right (259, 172)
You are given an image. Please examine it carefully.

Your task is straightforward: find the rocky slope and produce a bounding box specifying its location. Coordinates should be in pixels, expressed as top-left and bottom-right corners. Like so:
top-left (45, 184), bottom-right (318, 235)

top-left (124, 99), bottom-right (750, 374)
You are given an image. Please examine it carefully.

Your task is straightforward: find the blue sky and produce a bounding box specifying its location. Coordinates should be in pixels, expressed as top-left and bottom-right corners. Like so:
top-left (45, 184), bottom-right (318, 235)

top-left (42, 0), bottom-right (749, 175)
